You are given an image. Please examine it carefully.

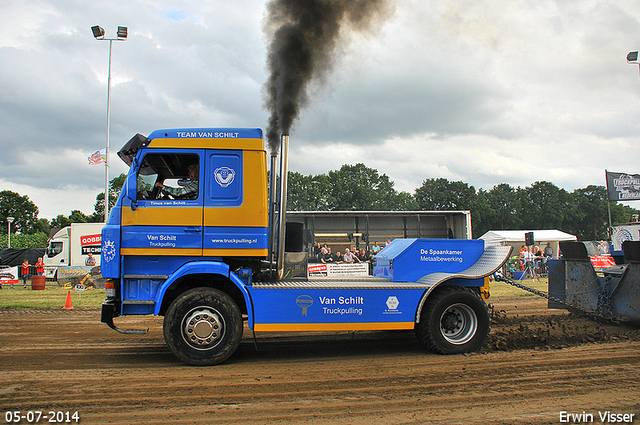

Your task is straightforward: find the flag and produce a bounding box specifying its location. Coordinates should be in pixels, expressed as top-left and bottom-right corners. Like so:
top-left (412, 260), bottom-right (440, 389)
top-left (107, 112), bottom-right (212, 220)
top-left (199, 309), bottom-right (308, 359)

top-left (86, 149), bottom-right (106, 165)
top-left (605, 170), bottom-right (640, 201)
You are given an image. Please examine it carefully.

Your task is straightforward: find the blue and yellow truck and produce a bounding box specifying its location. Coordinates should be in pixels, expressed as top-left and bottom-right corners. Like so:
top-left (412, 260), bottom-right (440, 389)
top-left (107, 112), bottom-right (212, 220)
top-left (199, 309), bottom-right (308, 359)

top-left (101, 128), bottom-right (511, 365)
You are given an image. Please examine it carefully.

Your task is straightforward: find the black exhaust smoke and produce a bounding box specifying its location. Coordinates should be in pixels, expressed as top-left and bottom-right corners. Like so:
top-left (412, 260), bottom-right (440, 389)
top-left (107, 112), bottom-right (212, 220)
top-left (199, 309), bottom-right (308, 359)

top-left (263, 0), bottom-right (392, 154)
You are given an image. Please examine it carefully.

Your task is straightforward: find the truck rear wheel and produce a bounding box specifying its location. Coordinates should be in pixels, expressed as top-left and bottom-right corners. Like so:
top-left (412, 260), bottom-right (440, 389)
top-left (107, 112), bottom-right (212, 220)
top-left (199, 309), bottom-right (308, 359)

top-left (416, 286), bottom-right (490, 354)
top-left (163, 287), bottom-right (243, 366)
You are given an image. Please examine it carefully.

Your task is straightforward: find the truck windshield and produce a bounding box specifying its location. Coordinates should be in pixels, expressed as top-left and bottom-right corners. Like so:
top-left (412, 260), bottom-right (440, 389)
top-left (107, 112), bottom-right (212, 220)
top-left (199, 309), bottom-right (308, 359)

top-left (47, 241), bottom-right (63, 257)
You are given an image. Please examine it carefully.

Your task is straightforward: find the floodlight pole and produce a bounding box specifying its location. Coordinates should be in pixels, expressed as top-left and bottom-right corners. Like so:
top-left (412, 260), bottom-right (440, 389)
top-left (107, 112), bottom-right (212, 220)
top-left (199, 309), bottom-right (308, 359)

top-left (104, 38), bottom-right (113, 224)
top-left (92, 26), bottom-right (127, 223)
top-left (6, 217), bottom-right (14, 248)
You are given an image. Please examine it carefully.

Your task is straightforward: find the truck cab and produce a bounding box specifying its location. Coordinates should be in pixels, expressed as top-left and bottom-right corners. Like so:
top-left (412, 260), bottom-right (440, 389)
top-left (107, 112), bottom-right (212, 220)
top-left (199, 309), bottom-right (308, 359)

top-left (44, 227), bottom-right (69, 279)
top-left (101, 128), bottom-right (511, 366)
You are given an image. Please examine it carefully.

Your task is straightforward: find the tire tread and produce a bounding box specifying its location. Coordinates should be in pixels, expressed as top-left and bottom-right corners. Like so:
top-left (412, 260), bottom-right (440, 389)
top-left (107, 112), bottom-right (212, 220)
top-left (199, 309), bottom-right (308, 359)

top-left (416, 285), bottom-right (490, 354)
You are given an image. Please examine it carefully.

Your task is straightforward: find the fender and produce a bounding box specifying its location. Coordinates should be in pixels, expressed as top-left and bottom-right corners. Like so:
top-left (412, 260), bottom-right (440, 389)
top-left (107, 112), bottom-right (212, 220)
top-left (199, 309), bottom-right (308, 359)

top-left (153, 261), bottom-right (254, 322)
top-left (414, 245), bottom-right (512, 322)
top-left (414, 277), bottom-right (483, 322)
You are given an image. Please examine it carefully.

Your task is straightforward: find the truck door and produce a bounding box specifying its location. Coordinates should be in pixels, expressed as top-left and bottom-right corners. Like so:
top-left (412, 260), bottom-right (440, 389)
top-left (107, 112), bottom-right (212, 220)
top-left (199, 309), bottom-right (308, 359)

top-left (121, 150), bottom-right (204, 257)
top-left (203, 148), bottom-right (269, 257)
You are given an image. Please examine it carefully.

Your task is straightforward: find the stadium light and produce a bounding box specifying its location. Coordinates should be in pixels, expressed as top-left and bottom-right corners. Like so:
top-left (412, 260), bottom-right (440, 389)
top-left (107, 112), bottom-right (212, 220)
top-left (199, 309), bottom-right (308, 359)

top-left (92, 26), bottom-right (128, 223)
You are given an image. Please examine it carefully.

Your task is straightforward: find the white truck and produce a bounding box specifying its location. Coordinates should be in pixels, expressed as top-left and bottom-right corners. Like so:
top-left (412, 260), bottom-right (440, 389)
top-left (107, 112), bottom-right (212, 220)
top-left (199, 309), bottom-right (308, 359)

top-left (44, 223), bottom-right (104, 280)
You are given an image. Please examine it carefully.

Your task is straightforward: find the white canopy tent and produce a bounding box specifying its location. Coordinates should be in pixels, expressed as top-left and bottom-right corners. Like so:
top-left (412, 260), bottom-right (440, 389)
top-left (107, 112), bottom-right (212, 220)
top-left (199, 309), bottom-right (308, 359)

top-left (479, 230), bottom-right (577, 258)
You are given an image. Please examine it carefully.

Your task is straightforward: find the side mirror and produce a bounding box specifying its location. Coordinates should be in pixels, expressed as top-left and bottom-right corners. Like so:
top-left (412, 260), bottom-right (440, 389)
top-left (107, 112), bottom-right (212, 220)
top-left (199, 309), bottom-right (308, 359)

top-left (126, 158), bottom-right (139, 211)
top-left (627, 51), bottom-right (639, 64)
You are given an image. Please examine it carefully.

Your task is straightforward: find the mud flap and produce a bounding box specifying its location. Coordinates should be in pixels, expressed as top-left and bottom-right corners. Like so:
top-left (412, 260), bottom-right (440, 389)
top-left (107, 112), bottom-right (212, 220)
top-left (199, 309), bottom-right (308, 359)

top-left (101, 302), bottom-right (148, 335)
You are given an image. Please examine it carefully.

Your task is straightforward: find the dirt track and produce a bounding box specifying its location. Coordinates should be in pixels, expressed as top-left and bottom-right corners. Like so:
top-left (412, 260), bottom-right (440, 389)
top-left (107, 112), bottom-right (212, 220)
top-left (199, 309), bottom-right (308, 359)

top-left (1, 295), bottom-right (639, 424)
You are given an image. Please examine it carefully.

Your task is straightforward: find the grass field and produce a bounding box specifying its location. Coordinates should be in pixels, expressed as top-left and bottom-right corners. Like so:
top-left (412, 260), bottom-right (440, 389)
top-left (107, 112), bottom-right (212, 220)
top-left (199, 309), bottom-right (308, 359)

top-left (0, 277), bottom-right (547, 310)
top-left (0, 283), bottom-right (105, 309)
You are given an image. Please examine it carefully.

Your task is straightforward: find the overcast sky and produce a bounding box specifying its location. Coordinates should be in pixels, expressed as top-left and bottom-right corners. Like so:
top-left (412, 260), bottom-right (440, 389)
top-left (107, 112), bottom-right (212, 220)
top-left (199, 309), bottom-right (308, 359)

top-left (1, 0), bottom-right (640, 220)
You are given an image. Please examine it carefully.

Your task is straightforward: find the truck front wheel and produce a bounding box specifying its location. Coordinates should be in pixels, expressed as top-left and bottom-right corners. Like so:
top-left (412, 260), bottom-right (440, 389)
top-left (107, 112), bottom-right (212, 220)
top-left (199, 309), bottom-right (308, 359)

top-left (163, 287), bottom-right (243, 366)
top-left (416, 286), bottom-right (490, 354)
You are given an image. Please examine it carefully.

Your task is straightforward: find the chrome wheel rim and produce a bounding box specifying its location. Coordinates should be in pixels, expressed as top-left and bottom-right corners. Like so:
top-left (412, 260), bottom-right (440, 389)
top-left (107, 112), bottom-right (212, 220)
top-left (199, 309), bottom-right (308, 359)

top-left (182, 307), bottom-right (225, 350)
top-left (439, 303), bottom-right (477, 345)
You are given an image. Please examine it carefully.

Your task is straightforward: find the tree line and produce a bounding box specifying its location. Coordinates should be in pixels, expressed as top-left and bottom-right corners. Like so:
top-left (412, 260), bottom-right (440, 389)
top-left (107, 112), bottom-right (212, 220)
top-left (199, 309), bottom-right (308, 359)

top-left (288, 164), bottom-right (638, 240)
top-left (1, 164), bottom-right (637, 247)
top-left (0, 174), bottom-right (126, 248)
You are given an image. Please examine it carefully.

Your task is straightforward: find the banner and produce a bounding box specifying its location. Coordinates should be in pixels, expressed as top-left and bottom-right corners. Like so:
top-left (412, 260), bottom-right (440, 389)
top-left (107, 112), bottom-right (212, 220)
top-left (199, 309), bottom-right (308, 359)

top-left (56, 265), bottom-right (96, 283)
top-left (308, 262), bottom-right (369, 278)
top-left (590, 256), bottom-right (616, 270)
top-left (605, 171), bottom-right (640, 201)
top-left (80, 233), bottom-right (102, 255)
top-left (86, 148), bottom-right (106, 165)
top-left (0, 266), bottom-right (19, 285)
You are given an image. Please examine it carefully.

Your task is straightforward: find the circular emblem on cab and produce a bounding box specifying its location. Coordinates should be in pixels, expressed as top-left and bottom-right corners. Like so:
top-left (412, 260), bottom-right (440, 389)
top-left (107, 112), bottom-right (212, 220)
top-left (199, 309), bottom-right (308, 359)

top-left (214, 166), bottom-right (235, 187)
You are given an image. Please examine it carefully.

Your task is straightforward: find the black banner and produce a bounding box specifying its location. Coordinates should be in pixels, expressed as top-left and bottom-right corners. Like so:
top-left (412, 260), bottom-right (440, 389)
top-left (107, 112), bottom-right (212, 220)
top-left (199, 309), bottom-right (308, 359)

top-left (605, 171), bottom-right (640, 201)
top-left (81, 246), bottom-right (101, 255)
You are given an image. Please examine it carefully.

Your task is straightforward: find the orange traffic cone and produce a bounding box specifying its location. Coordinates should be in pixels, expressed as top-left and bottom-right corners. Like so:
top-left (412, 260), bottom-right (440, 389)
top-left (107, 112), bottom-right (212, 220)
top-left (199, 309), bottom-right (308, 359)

top-left (62, 290), bottom-right (73, 310)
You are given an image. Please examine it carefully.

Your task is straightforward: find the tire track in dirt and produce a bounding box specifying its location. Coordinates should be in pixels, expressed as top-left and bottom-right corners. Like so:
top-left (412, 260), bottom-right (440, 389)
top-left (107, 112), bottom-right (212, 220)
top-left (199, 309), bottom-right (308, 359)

top-left (1, 299), bottom-right (639, 424)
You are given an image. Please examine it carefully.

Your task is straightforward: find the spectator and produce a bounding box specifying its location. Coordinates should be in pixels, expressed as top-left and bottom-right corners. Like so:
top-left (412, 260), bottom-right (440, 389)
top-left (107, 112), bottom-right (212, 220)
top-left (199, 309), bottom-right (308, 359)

top-left (544, 243), bottom-right (553, 258)
top-left (343, 248), bottom-right (360, 263)
top-left (323, 247), bottom-right (334, 263)
top-left (371, 242), bottom-right (381, 254)
top-left (85, 253), bottom-right (96, 266)
top-left (534, 246), bottom-right (543, 274)
top-left (333, 251), bottom-right (343, 264)
top-left (312, 242), bottom-right (322, 263)
top-left (523, 247), bottom-right (535, 277)
top-left (21, 259), bottom-right (31, 288)
top-left (35, 257), bottom-right (45, 276)
top-left (319, 246), bottom-right (328, 263)
top-left (386, 238), bottom-right (392, 247)
top-left (359, 248), bottom-right (370, 262)
top-left (597, 241), bottom-right (610, 255)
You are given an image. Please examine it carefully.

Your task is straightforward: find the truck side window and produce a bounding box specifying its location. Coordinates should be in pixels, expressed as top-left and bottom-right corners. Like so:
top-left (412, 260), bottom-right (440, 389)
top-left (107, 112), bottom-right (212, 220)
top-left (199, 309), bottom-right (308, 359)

top-left (137, 153), bottom-right (200, 200)
top-left (47, 241), bottom-right (63, 257)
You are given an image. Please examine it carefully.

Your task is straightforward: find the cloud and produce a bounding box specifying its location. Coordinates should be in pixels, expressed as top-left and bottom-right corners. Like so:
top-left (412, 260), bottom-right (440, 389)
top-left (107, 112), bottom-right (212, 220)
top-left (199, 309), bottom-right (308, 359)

top-left (0, 0), bottom-right (639, 221)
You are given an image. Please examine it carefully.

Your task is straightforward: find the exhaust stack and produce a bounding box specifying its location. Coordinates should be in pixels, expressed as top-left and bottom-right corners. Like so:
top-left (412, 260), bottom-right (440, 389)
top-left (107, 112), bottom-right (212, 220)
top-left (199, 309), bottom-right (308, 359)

top-left (268, 151), bottom-right (278, 277)
top-left (276, 135), bottom-right (290, 279)
top-left (268, 135), bottom-right (290, 280)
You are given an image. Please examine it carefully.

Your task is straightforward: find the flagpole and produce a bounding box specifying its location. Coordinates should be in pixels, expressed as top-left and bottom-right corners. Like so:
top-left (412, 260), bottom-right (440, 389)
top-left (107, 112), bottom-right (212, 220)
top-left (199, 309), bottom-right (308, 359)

top-left (605, 169), bottom-right (612, 238)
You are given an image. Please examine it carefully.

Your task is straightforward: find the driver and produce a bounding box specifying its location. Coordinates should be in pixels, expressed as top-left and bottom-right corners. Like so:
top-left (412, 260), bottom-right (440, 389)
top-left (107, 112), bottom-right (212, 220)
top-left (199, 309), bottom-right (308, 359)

top-left (155, 164), bottom-right (199, 199)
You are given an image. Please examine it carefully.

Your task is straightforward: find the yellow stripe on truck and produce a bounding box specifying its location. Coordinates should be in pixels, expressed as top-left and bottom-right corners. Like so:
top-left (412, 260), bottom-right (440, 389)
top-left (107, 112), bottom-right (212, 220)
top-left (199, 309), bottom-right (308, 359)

top-left (122, 207), bottom-right (202, 226)
top-left (121, 248), bottom-right (202, 256)
top-left (148, 137), bottom-right (264, 151)
top-left (253, 322), bottom-right (415, 332)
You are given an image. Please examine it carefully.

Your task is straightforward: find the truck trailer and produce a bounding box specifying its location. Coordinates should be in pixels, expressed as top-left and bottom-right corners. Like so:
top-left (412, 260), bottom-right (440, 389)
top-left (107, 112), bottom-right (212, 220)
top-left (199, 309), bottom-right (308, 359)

top-left (100, 128), bottom-right (511, 365)
top-left (44, 222), bottom-right (103, 280)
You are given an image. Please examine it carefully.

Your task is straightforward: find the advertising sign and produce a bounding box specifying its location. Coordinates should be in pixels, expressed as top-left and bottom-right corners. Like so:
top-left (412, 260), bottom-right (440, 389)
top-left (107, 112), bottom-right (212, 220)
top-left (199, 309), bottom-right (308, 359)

top-left (250, 287), bottom-right (425, 330)
top-left (0, 266), bottom-right (19, 285)
top-left (80, 234), bottom-right (102, 255)
top-left (57, 266), bottom-right (95, 283)
top-left (589, 256), bottom-right (616, 270)
top-left (611, 224), bottom-right (640, 252)
top-left (308, 263), bottom-right (369, 278)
